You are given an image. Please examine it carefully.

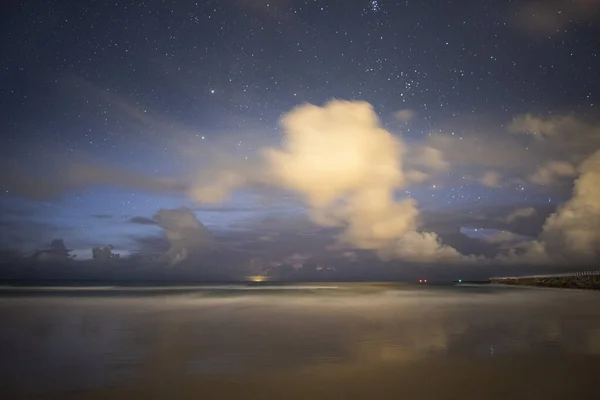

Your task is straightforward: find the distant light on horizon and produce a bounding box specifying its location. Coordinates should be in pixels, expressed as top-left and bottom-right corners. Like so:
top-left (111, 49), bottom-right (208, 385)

top-left (248, 275), bottom-right (268, 283)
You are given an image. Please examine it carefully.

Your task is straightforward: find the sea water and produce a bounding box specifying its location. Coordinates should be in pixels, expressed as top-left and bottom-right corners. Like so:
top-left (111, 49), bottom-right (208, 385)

top-left (1, 283), bottom-right (599, 399)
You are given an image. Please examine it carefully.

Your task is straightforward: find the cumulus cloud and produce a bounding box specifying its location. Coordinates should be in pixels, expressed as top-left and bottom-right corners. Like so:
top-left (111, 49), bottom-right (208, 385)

top-left (153, 207), bottom-right (216, 265)
top-left (529, 161), bottom-right (577, 185)
top-left (92, 245), bottom-right (120, 262)
top-left (500, 150), bottom-right (600, 264)
top-left (423, 114), bottom-right (597, 180)
top-left (394, 109), bottom-right (415, 123)
top-left (480, 171), bottom-right (502, 188)
top-left (381, 231), bottom-right (470, 263)
top-left (504, 207), bottom-right (537, 223)
top-left (262, 101), bottom-right (404, 207)
top-left (538, 150), bottom-right (600, 260)
top-left (424, 113), bottom-right (598, 195)
top-left (190, 100), bottom-right (467, 263)
top-left (496, 239), bottom-right (554, 265)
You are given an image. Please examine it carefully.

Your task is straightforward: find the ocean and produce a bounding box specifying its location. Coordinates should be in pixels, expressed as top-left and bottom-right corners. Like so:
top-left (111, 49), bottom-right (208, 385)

top-left (1, 283), bottom-right (599, 399)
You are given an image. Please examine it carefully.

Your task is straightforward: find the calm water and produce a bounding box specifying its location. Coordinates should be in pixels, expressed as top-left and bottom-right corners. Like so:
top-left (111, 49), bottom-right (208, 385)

top-left (1, 283), bottom-right (599, 399)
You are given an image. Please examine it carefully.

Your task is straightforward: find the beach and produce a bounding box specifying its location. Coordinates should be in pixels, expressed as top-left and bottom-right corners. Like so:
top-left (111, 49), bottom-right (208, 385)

top-left (1, 283), bottom-right (599, 399)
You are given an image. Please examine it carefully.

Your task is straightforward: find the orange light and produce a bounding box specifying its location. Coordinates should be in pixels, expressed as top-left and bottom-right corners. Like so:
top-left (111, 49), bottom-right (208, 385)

top-left (247, 275), bottom-right (267, 282)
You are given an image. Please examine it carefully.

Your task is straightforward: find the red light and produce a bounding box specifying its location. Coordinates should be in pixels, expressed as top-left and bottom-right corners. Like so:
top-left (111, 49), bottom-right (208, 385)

top-left (419, 279), bottom-right (423, 283)
top-left (424, 279), bottom-right (427, 283)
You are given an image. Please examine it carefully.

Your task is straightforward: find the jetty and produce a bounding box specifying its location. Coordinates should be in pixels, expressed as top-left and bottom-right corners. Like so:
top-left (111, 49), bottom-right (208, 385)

top-left (490, 270), bottom-right (600, 290)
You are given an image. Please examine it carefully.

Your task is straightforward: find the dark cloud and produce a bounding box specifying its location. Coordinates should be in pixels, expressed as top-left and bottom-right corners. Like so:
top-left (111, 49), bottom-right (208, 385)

top-left (1, 206), bottom-right (35, 217)
top-left (228, 213), bottom-right (326, 235)
top-left (50, 239), bottom-right (67, 250)
top-left (153, 207), bottom-right (217, 265)
top-left (0, 248), bottom-right (24, 261)
top-left (128, 216), bottom-right (158, 225)
top-left (0, 158), bottom-right (185, 201)
top-left (216, 230), bottom-right (335, 261)
top-left (0, 159), bottom-right (70, 201)
top-left (69, 163), bottom-right (186, 195)
top-left (92, 245), bottom-right (120, 262)
top-left (422, 204), bottom-right (556, 239)
top-left (132, 234), bottom-right (170, 256)
top-left (0, 217), bottom-right (62, 252)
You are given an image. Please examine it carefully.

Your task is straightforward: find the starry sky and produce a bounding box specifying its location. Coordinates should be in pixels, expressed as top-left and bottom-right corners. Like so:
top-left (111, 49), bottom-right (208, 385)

top-left (1, 0), bottom-right (599, 278)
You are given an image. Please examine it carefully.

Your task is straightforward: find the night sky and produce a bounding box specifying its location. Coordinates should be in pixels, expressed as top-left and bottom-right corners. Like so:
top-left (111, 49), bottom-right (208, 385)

top-left (1, 0), bottom-right (599, 278)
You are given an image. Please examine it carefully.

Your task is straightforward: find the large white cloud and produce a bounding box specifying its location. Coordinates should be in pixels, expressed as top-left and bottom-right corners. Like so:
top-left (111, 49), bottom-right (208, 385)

top-left (190, 100), bottom-right (468, 263)
top-left (264, 101), bottom-right (406, 208)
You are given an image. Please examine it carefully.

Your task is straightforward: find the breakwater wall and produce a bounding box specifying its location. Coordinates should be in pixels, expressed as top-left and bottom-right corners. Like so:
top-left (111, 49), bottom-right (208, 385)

top-left (490, 270), bottom-right (600, 290)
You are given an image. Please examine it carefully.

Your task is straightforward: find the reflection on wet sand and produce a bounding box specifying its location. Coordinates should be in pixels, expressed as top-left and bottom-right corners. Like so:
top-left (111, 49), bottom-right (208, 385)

top-left (1, 285), bottom-right (599, 399)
